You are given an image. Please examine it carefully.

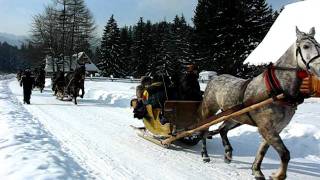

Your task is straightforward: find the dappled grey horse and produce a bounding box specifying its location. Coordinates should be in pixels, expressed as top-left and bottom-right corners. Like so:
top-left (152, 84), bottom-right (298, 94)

top-left (199, 27), bottom-right (320, 180)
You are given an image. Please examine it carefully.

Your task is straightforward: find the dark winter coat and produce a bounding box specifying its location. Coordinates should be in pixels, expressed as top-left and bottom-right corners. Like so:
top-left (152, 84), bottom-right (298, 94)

top-left (145, 82), bottom-right (166, 109)
top-left (20, 74), bottom-right (35, 103)
top-left (179, 72), bottom-right (202, 101)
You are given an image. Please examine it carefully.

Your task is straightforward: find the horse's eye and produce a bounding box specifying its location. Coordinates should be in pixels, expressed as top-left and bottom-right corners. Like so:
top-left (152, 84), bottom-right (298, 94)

top-left (303, 45), bottom-right (310, 49)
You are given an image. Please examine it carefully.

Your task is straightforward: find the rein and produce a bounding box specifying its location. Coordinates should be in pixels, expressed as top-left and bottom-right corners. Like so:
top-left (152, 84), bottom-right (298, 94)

top-left (296, 37), bottom-right (320, 70)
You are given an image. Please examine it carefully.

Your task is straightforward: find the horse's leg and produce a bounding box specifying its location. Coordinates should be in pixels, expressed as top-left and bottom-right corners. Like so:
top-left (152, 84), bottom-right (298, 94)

top-left (73, 88), bottom-right (78, 105)
top-left (201, 131), bottom-right (210, 162)
top-left (220, 121), bottom-right (241, 163)
top-left (259, 128), bottom-right (290, 180)
top-left (80, 83), bottom-right (85, 98)
top-left (208, 121), bottom-right (241, 163)
top-left (269, 135), bottom-right (290, 180)
top-left (74, 97), bottom-right (77, 105)
top-left (252, 139), bottom-right (269, 179)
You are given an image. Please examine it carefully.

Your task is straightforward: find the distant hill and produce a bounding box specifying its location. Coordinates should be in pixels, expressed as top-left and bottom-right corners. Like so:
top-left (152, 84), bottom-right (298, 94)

top-left (0, 32), bottom-right (28, 47)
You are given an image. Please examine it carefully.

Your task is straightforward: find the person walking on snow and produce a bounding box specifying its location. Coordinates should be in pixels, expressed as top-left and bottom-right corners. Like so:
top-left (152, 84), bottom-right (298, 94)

top-left (20, 69), bottom-right (35, 104)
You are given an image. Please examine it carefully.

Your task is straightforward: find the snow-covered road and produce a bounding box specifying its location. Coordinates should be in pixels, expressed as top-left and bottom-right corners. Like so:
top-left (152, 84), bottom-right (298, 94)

top-left (0, 77), bottom-right (89, 179)
top-left (1, 77), bottom-right (319, 179)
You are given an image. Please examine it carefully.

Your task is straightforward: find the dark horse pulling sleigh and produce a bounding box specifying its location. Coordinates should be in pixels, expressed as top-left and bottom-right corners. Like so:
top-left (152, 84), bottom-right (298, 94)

top-left (53, 65), bottom-right (86, 105)
top-left (34, 68), bottom-right (46, 93)
top-left (131, 27), bottom-right (320, 180)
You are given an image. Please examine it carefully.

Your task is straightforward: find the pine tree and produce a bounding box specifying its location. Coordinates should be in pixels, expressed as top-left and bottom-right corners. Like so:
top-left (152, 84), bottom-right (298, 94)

top-left (172, 15), bottom-right (194, 65)
top-left (193, 0), bottom-right (224, 72)
top-left (119, 26), bottom-right (133, 76)
top-left (143, 20), bottom-right (155, 74)
top-left (193, 0), bottom-right (275, 77)
top-left (248, 0), bottom-right (274, 48)
top-left (99, 15), bottom-right (122, 77)
top-left (149, 21), bottom-right (174, 76)
top-left (131, 17), bottom-right (148, 77)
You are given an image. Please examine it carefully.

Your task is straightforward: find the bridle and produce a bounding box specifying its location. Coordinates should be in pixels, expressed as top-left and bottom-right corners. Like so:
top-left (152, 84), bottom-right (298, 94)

top-left (296, 36), bottom-right (320, 70)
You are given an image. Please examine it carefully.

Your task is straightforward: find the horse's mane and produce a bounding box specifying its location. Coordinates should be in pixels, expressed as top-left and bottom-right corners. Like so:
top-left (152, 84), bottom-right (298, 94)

top-left (275, 44), bottom-right (296, 67)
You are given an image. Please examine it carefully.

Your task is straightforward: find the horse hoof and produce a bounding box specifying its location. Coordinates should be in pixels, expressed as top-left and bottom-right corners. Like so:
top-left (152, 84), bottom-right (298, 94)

top-left (255, 177), bottom-right (266, 180)
top-left (269, 173), bottom-right (286, 180)
top-left (224, 157), bottom-right (231, 164)
top-left (203, 157), bottom-right (210, 163)
top-left (252, 169), bottom-right (265, 180)
top-left (201, 152), bottom-right (210, 163)
top-left (224, 151), bottom-right (232, 163)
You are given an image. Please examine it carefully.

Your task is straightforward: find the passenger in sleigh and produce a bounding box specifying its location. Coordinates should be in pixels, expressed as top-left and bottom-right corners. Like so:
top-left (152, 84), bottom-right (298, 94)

top-left (136, 76), bottom-right (152, 99)
top-left (131, 76), bottom-right (152, 119)
top-left (143, 74), bottom-right (169, 124)
top-left (131, 74), bottom-right (169, 122)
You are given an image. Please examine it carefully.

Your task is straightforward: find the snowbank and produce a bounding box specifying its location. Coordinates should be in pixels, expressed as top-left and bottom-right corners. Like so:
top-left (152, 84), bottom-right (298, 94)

top-left (245, 0), bottom-right (320, 65)
top-left (84, 81), bottom-right (137, 108)
top-left (0, 74), bottom-right (15, 80)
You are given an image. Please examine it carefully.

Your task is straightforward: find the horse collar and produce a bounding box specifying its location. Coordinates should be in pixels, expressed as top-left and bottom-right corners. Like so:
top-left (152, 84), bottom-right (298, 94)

top-left (264, 64), bottom-right (283, 97)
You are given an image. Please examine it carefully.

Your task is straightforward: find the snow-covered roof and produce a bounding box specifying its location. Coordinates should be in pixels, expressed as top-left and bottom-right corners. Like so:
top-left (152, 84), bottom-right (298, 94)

top-left (245, 0), bottom-right (320, 65)
top-left (85, 63), bottom-right (99, 72)
top-left (45, 52), bottom-right (100, 72)
top-left (199, 71), bottom-right (217, 76)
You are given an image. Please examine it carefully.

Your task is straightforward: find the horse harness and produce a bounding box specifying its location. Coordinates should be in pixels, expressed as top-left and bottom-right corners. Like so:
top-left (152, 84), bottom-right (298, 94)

top-left (262, 37), bottom-right (320, 104)
top-left (237, 63), bottom-right (309, 126)
top-left (263, 63), bottom-right (310, 106)
top-left (296, 36), bottom-right (320, 70)
top-left (216, 36), bottom-right (320, 126)
top-left (239, 79), bottom-right (256, 125)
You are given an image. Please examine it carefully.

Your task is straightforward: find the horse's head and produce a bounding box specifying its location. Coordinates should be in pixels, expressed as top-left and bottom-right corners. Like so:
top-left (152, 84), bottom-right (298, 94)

top-left (74, 65), bottom-right (86, 80)
top-left (296, 27), bottom-right (320, 77)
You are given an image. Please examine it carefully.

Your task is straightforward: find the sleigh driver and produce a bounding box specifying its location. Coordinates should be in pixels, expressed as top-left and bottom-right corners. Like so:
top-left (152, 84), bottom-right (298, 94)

top-left (131, 64), bottom-right (203, 126)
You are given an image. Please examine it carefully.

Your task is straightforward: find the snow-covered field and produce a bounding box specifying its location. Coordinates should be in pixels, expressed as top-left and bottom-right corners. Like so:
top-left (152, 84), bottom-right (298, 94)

top-left (0, 76), bottom-right (319, 179)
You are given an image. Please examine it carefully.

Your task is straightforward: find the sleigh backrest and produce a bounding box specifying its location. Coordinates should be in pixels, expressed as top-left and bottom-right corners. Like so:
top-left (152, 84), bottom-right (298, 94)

top-left (164, 101), bottom-right (201, 130)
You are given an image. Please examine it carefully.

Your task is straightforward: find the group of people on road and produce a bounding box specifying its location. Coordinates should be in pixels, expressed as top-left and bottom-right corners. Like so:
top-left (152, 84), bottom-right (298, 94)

top-left (17, 66), bottom-right (46, 104)
top-left (132, 64), bottom-right (203, 124)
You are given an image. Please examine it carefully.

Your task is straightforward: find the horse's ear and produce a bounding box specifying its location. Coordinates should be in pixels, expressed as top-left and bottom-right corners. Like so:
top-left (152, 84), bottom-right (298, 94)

top-left (309, 27), bottom-right (315, 37)
top-left (296, 26), bottom-right (303, 39)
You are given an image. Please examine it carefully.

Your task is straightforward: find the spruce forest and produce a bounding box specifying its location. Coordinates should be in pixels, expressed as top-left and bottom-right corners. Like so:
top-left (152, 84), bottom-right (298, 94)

top-left (0, 0), bottom-right (278, 78)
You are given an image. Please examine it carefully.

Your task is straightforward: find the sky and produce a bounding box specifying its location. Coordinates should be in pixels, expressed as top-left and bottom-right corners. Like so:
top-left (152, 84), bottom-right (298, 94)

top-left (0, 0), bottom-right (299, 36)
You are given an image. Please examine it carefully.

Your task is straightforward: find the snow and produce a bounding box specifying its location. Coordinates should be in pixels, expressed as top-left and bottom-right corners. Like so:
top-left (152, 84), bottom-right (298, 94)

top-left (199, 71), bottom-right (217, 81)
top-left (245, 0), bottom-right (320, 65)
top-left (0, 75), bottom-right (319, 179)
top-left (0, 75), bottom-right (89, 179)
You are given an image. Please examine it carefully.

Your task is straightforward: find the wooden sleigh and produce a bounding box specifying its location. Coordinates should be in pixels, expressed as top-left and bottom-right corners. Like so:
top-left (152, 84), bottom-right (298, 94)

top-left (131, 75), bottom-right (320, 148)
top-left (131, 101), bottom-right (203, 147)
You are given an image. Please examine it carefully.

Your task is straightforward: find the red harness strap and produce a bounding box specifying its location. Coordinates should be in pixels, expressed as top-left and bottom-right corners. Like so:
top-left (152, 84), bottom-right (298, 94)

top-left (264, 64), bottom-right (283, 96)
top-left (264, 64), bottom-right (310, 106)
